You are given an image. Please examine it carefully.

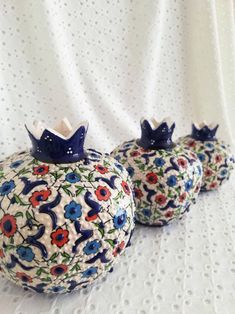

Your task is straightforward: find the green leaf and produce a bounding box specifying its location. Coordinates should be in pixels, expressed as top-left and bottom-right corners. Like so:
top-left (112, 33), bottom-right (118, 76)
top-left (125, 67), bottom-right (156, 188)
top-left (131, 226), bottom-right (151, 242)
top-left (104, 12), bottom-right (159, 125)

top-left (105, 239), bottom-right (115, 248)
top-left (75, 186), bottom-right (85, 196)
top-left (59, 167), bottom-right (69, 173)
top-left (134, 180), bottom-right (141, 187)
top-left (26, 211), bottom-right (33, 220)
top-left (5, 244), bottom-right (15, 251)
top-left (36, 268), bottom-right (42, 276)
top-left (61, 185), bottom-right (73, 196)
top-left (87, 172), bottom-right (94, 182)
top-left (15, 212), bottom-right (23, 218)
top-left (50, 252), bottom-right (58, 262)
top-left (13, 194), bottom-right (27, 206)
top-left (61, 252), bottom-right (70, 258)
top-left (71, 262), bottom-right (81, 272)
top-left (17, 167), bottom-right (30, 176)
top-left (98, 227), bottom-right (105, 238)
top-left (108, 229), bottom-right (116, 234)
top-left (51, 172), bottom-right (63, 181)
top-left (41, 277), bottom-right (52, 282)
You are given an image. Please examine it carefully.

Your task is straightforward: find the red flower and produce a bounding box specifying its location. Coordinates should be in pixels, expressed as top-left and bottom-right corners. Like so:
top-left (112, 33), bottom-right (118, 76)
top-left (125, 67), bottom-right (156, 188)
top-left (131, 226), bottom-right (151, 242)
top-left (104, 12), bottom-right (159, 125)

top-left (209, 182), bottom-right (218, 189)
top-left (177, 158), bottom-right (188, 168)
top-left (215, 155), bottom-right (222, 163)
top-left (121, 181), bottom-right (130, 195)
top-left (95, 186), bottom-right (111, 201)
top-left (94, 164), bottom-right (109, 174)
top-left (0, 214), bottom-right (17, 238)
top-left (155, 194), bottom-right (167, 206)
top-left (0, 249), bottom-right (5, 258)
top-left (113, 241), bottom-right (125, 257)
top-left (205, 169), bottom-right (213, 177)
top-left (195, 183), bottom-right (201, 193)
top-left (33, 164), bottom-right (49, 176)
top-left (50, 264), bottom-right (68, 276)
top-left (130, 151), bottom-right (140, 157)
top-left (51, 227), bottom-right (69, 248)
top-left (134, 188), bottom-right (143, 199)
top-left (165, 211), bottom-right (174, 218)
top-left (188, 140), bottom-right (196, 147)
top-left (16, 272), bottom-right (32, 283)
top-left (179, 192), bottom-right (187, 203)
top-left (146, 172), bottom-right (158, 184)
top-left (29, 189), bottom-right (51, 207)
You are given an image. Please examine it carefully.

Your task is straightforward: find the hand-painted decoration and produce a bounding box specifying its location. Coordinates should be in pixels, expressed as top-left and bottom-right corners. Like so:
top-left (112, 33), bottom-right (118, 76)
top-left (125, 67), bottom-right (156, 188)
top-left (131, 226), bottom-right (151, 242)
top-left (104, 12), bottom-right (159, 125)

top-left (177, 122), bottom-right (234, 191)
top-left (0, 119), bottom-right (135, 294)
top-left (111, 118), bottom-right (203, 226)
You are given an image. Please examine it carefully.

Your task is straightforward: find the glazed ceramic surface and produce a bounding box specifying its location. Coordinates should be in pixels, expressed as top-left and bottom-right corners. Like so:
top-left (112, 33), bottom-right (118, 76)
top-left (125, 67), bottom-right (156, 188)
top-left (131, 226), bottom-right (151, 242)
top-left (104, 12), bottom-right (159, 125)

top-left (111, 119), bottom-right (203, 226)
top-left (0, 121), bottom-right (135, 294)
top-left (177, 123), bottom-right (234, 191)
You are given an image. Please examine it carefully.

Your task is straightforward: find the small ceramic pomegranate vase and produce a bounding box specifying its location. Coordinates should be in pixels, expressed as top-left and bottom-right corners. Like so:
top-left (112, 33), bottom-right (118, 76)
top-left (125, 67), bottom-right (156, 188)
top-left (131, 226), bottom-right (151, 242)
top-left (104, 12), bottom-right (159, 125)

top-left (0, 118), bottom-right (135, 294)
top-left (111, 118), bottom-right (203, 227)
top-left (177, 122), bottom-right (234, 191)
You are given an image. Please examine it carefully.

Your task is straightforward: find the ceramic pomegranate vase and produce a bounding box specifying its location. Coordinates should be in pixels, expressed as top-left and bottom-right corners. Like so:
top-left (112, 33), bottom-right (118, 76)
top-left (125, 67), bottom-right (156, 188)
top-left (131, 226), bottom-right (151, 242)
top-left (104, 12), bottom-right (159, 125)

top-left (0, 118), bottom-right (135, 294)
top-left (177, 122), bottom-right (234, 192)
top-left (111, 118), bottom-right (203, 227)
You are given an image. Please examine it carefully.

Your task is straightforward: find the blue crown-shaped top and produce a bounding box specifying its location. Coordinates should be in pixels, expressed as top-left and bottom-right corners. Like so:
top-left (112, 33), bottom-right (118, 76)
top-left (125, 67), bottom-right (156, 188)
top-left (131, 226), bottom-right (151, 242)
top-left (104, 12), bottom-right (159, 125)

top-left (26, 118), bottom-right (88, 163)
top-left (191, 122), bottom-right (219, 141)
top-left (137, 118), bottom-right (175, 150)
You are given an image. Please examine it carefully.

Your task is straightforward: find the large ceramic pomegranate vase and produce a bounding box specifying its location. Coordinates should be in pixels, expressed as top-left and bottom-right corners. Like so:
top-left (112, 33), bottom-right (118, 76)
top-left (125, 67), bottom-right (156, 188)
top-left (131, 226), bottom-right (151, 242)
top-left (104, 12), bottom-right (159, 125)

top-left (111, 118), bottom-right (203, 227)
top-left (0, 118), bottom-right (135, 293)
top-left (177, 122), bottom-right (234, 191)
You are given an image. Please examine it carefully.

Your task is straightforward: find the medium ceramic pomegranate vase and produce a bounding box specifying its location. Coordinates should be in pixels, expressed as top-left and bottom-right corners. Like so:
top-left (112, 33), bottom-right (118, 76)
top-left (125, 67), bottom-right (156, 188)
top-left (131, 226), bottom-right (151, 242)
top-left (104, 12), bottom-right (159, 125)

top-left (177, 122), bottom-right (234, 191)
top-left (111, 118), bottom-right (203, 227)
top-left (0, 118), bottom-right (135, 294)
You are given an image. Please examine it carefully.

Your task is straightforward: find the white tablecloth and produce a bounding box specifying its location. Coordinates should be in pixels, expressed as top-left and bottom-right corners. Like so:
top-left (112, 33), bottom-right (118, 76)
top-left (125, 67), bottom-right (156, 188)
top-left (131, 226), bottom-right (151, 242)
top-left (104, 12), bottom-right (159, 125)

top-left (0, 174), bottom-right (234, 314)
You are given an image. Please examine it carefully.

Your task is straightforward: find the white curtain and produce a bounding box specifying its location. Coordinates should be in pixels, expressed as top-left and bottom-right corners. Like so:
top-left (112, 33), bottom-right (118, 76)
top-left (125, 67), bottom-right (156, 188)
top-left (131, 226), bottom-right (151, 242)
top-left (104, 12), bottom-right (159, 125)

top-left (0, 0), bottom-right (234, 161)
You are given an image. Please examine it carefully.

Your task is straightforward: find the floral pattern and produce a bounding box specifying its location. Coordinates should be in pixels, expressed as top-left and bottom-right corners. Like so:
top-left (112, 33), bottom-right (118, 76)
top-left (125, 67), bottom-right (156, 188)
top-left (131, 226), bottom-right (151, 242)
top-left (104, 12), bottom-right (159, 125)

top-left (177, 137), bottom-right (234, 191)
top-left (111, 140), bottom-right (203, 226)
top-left (0, 149), bottom-right (135, 294)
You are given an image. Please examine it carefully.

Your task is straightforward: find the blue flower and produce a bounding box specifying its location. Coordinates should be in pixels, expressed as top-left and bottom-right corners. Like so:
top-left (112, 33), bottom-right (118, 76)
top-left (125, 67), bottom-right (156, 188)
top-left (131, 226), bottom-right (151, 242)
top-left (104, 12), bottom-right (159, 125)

top-left (16, 246), bottom-right (35, 262)
top-left (197, 153), bottom-right (205, 162)
top-left (114, 155), bottom-right (121, 161)
top-left (205, 143), bottom-right (214, 149)
top-left (126, 166), bottom-right (134, 177)
top-left (82, 266), bottom-right (98, 278)
top-left (10, 160), bottom-right (23, 168)
top-left (154, 158), bottom-right (165, 167)
top-left (83, 240), bottom-right (101, 255)
top-left (49, 286), bottom-right (65, 293)
top-left (113, 208), bottom-right (127, 229)
top-left (64, 201), bottom-right (82, 220)
top-left (65, 172), bottom-right (80, 183)
top-left (123, 142), bottom-right (132, 149)
top-left (0, 180), bottom-right (15, 196)
top-left (167, 175), bottom-right (177, 187)
top-left (185, 179), bottom-right (193, 191)
top-left (142, 208), bottom-right (151, 217)
top-left (197, 165), bottom-right (202, 176)
top-left (220, 168), bottom-right (228, 177)
top-left (114, 163), bottom-right (123, 171)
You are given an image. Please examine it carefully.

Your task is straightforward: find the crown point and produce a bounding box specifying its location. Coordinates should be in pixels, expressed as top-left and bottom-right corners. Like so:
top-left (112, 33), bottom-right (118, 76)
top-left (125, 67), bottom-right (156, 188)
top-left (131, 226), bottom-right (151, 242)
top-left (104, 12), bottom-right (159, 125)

top-left (26, 118), bottom-right (88, 164)
top-left (137, 118), bottom-right (175, 150)
top-left (191, 122), bottom-right (219, 141)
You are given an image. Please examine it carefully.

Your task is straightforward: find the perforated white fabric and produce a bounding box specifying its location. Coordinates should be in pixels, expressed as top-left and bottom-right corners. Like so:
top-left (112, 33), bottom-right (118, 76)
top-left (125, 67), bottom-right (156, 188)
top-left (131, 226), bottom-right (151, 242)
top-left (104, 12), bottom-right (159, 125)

top-left (0, 0), bottom-right (235, 313)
